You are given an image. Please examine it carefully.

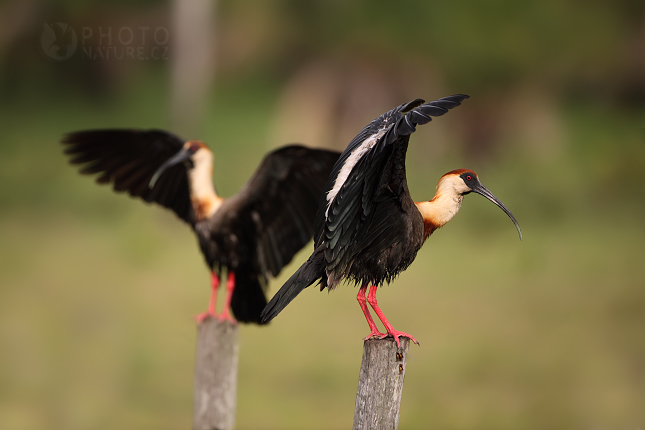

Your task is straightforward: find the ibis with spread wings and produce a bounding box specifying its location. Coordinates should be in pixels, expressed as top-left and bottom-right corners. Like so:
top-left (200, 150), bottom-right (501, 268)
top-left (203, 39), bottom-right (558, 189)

top-left (260, 95), bottom-right (522, 345)
top-left (63, 129), bottom-right (340, 324)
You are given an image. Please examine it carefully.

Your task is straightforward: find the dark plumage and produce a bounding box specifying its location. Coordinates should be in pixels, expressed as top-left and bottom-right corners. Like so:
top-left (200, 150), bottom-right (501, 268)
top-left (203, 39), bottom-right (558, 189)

top-left (63, 129), bottom-right (340, 323)
top-left (260, 95), bottom-right (521, 345)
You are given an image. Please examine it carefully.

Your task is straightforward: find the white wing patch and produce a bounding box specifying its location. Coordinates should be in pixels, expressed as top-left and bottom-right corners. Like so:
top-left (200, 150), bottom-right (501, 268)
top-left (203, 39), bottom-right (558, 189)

top-left (325, 128), bottom-right (387, 218)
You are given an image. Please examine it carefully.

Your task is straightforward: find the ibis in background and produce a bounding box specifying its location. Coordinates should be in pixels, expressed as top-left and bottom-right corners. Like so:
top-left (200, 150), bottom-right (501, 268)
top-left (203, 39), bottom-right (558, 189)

top-left (63, 130), bottom-right (340, 324)
top-left (260, 95), bottom-right (522, 345)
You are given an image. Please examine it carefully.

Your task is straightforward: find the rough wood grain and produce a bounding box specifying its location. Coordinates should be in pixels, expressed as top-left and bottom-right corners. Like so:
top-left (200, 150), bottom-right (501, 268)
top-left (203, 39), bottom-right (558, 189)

top-left (353, 338), bottom-right (410, 430)
top-left (193, 318), bottom-right (239, 430)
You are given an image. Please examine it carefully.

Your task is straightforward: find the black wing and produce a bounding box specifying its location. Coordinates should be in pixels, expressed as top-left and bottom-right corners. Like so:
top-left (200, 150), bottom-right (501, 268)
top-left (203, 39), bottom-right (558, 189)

top-left (316, 95), bottom-right (469, 283)
top-left (62, 129), bottom-right (195, 225)
top-left (230, 145), bottom-right (340, 278)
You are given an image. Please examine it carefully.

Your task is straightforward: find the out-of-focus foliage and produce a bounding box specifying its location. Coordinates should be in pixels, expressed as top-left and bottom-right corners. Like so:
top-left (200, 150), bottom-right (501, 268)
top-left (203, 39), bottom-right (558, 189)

top-left (214, 0), bottom-right (644, 97)
top-left (0, 0), bottom-right (643, 429)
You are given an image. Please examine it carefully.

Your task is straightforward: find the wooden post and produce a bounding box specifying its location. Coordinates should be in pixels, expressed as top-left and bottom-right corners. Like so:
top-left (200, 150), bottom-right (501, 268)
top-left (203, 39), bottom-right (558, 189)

top-left (170, 0), bottom-right (217, 136)
top-left (353, 338), bottom-right (410, 430)
top-left (193, 318), bottom-right (239, 430)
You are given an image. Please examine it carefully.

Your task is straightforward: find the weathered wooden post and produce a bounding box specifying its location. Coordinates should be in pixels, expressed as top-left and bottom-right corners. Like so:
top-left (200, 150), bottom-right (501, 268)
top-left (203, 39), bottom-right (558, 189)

top-left (353, 338), bottom-right (410, 430)
top-left (193, 318), bottom-right (239, 430)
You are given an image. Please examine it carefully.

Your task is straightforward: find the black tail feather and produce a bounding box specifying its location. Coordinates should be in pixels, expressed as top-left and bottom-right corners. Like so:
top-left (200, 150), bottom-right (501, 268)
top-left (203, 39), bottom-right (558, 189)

top-left (230, 271), bottom-right (267, 324)
top-left (260, 252), bottom-right (324, 324)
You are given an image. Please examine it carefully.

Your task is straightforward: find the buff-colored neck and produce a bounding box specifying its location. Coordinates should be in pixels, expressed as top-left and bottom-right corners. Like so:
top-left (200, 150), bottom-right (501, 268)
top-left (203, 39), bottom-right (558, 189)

top-left (415, 174), bottom-right (467, 240)
top-left (188, 148), bottom-right (223, 220)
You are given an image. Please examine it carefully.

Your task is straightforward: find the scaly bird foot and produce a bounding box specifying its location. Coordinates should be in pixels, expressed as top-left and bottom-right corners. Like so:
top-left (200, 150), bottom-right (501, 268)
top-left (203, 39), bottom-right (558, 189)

top-left (385, 330), bottom-right (419, 347)
top-left (363, 329), bottom-right (388, 341)
top-left (217, 309), bottom-right (238, 325)
top-left (194, 311), bottom-right (216, 324)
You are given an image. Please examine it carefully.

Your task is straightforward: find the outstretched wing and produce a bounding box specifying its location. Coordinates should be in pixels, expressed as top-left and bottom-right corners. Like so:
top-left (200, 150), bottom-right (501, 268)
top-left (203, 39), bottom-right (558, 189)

top-left (230, 145), bottom-right (340, 278)
top-left (62, 129), bottom-right (195, 225)
top-left (316, 95), bottom-right (469, 282)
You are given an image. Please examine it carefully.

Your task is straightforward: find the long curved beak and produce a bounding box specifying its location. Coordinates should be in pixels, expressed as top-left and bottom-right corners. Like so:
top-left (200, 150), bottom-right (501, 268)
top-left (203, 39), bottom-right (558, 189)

top-left (471, 183), bottom-right (523, 240)
top-left (149, 147), bottom-right (192, 189)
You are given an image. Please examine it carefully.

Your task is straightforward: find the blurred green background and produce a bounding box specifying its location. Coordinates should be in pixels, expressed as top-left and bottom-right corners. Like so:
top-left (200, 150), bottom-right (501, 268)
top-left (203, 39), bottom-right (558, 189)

top-left (1, 1), bottom-right (644, 429)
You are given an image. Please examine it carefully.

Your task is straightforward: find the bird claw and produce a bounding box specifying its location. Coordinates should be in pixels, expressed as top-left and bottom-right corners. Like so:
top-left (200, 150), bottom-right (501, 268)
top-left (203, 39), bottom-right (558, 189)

top-left (386, 330), bottom-right (419, 347)
top-left (217, 311), bottom-right (238, 325)
top-left (194, 311), bottom-right (216, 324)
top-left (364, 330), bottom-right (388, 341)
top-left (194, 311), bottom-right (237, 325)
top-left (364, 329), bottom-right (419, 347)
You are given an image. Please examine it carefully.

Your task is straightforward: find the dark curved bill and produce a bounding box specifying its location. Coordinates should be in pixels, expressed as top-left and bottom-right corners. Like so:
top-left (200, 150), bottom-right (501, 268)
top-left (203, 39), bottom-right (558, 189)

top-left (472, 183), bottom-right (523, 240)
top-left (149, 147), bottom-right (192, 189)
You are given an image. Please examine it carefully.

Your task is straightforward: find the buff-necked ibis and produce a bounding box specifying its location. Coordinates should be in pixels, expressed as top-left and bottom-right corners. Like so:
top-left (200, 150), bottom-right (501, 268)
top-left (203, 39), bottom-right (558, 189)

top-left (63, 129), bottom-right (340, 324)
top-left (260, 95), bottom-right (522, 345)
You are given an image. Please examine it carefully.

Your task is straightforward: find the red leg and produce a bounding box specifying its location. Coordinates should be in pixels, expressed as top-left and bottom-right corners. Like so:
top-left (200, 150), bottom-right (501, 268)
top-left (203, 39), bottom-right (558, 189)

top-left (357, 284), bottom-right (387, 341)
top-left (367, 284), bottom-right (418, 347)
top-left (218, 271), bottom-right (237, 324)
top-left (195, 272), bottom-right (220, 323)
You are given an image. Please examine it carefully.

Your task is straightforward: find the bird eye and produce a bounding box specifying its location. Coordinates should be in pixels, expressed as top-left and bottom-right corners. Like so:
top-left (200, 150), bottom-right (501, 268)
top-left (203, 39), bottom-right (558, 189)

top-left (466, 175), bottom-right (472, 181)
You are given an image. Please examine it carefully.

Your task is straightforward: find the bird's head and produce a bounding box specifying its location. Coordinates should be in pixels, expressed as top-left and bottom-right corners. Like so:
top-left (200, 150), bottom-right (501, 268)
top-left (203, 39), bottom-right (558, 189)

top-left (437, 169), bottom-right (522, 240)
top-left (149, 140), bottom-right (211, 188)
